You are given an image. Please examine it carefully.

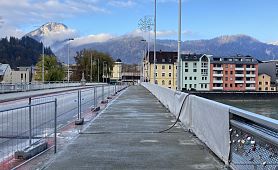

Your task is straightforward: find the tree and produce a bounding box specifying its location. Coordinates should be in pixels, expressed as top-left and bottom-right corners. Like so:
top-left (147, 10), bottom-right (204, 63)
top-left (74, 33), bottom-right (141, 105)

top-left (35, 55), bottom-right (65, 81)
top-left (71, 49), bottom-right (114, 82)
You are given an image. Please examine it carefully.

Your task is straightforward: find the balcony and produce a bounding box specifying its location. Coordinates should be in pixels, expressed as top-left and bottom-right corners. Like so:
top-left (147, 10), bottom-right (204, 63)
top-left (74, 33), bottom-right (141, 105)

top-left (246, 87), bottom-right (256, 90)
top-left (213, 67), bottom-right (223, 71)
top-left (212, 87), bottom-right (223, 90)
top-left (235, 74), bottom-right (244, 77)
top-left (235, 68), bottom-right (244, 71)
top-left (213, 74), bottom-right (223, 77)
top-left (235, 80), bottom-right (244, 84)
top-left (213, 80), bottom-right (223, 83)
top-left (246, 74), bottom-right (256, 78)
top-left (246, 68), bottom-right (256, 71)
top-left (246, 81), bottom-right (256, 84)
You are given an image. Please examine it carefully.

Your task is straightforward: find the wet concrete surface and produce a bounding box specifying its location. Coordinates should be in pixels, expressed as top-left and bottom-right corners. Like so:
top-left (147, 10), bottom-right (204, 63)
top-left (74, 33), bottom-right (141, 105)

top-left (43, 85), bottom-right (225, 170)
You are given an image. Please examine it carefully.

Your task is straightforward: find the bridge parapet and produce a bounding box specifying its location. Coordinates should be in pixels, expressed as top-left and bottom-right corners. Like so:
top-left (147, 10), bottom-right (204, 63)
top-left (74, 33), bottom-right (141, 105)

top-left (141, 82), bottom-right (278, 169)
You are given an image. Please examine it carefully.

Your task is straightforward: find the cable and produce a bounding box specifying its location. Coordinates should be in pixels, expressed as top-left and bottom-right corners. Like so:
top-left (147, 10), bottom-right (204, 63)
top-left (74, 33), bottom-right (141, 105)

top-left (159, 93), bottom-right (191, 133)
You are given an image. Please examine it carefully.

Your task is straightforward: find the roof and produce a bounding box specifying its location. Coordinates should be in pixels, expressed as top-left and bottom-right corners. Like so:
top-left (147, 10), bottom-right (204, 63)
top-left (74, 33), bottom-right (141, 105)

top-left (210, 55), bottom-right (258, 64)
top-left (146, 51), bottom-right (177, 64)
top-left (0, 63), bottom-right (10, 76)
top-left (181, 54), bottom-right (211, 61)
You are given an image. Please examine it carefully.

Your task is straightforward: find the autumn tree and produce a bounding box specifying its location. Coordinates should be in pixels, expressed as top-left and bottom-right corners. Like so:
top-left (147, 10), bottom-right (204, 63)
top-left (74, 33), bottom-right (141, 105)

top-left (71, 49), bottom-right (114, 82)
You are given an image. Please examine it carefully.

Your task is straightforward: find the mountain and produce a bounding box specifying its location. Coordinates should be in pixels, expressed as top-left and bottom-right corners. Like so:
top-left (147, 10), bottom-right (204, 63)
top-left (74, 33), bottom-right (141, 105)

top-left (25, 22), bottom-right (75, 51)
top-left (25, 23), bottom-right (278, 64)
top-left (0, 36), bottom-right (54, 68)
top-left (268, 41), bottom-right (278, 46)
top-left (55, 34), bottom-right (278, 64)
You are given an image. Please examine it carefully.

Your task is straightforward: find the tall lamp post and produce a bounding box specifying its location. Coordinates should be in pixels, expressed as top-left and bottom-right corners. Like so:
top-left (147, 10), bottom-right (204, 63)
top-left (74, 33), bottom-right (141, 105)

top-left (102, 61), bottom-right (107, 83)
top-left (66, 38), bottom-right (74, 82)
top-left (138, 16), bottom-right (153, 82)
top-left (41, 40), bottom-right (45, 83)
top-left (153, 0), bottom-right (157, 84)
top-left (177, 0), bottom-right (182, 91)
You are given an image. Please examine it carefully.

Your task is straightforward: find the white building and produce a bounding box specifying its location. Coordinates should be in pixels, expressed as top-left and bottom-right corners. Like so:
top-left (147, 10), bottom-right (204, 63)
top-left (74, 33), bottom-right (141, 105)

top-left (0, 63), bottom-right (12, 83)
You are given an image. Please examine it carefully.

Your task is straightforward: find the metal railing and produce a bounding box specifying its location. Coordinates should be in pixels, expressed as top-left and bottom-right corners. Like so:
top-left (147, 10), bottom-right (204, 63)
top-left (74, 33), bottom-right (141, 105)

top-left (0, 84), bottom-right (127, 170)
top-left (0, 81), bottom-right (101, 93)
top-left (229, 107), bottom-right (278, 170)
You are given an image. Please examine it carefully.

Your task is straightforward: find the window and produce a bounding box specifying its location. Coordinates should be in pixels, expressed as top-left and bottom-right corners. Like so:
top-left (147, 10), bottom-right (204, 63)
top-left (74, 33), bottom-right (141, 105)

top-left (155, 80), bottom-right (158, 84)
top-left (193, 69), bottom-right (197, 72)
top-left (202, 77), bottom-right (204, 80)
top-left (184, 62), bottom-right (188, 67)
top-left (225, 84), bottom-right (228, 87)
top-left (185, 69), bottom-right (188, 72)
top-left (265, 87), bottom-right (268, 91)
top-left (225, 77), bottom-right (228, 81)
top-left (169, 65), bottom-right (172, 69)
top-left (162, 73), bottom-right (165, 77)
top-left (225, 71), bottom-right (228, 75)
top-left (194, 77), bottom-right (197, 80)
top-left (259, 82), bottom-right (262, 85)
top-left (168, 80), bottom-right (172, 85)
top-left (259, 87), bottom-right (262, 91)
top-left (162, 80), bottom-right (165, 85)
top-left (225, 64), bottom-right (228, 68)
top-left (194, 84), bottom-right (197, 88)
top-left (21, 73), bottom-right (23, 79)
top-left (189, 84), bottom-right (192, 88)
top-left (185, 77), bottom-right (187, 80)
top-left (155, 65), bottom-right (157, 69)
top-left (265, 82), bottom-right (269, 85)
top-left (169, 59), bottom-right (172, 62)
top-left (162, 65), bottom-right (165, 69)
top-left (201, 69), bottom-right (208, 75)
top-left (169, 73), bottom-right (172, 77)
top-left (230, 84), bottom-right (233, 87)
top-left (205, 84), bottom-right (207, 88)
top-left (185, 84), bottom-right (187, 88)
top-left (230, 77), bottom-right (233, 81)
top-left (201, 84), bottom-right (203, 88)
top-left (193, 63), bottom-right (197, 68)
top-left (230, 71), bottom-right (233, 74)
top-left (189, 77), bottom-right (192, 80)
top-left (162, 59), bottom-right (166, 62)
top-left (155, 73), bottom-right (158, 77)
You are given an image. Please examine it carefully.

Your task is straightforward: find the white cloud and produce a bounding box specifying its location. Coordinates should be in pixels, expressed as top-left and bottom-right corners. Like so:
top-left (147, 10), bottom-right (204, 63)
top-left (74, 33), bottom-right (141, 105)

top-left (0, 24), bottom-right (25, 38)
top-left (71, 33), bottom-right (115, 46)
top-left (108, 0), bottom-right (136, 8)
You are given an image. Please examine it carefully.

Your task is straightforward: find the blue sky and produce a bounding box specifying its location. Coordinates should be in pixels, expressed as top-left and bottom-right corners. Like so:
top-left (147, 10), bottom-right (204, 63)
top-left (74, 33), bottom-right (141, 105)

top-left (0, 0), bottom-right (278, 42)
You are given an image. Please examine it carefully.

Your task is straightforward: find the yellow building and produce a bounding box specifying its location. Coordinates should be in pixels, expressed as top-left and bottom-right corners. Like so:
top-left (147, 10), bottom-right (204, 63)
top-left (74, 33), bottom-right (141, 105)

top-left (111, 59), bottom-right (122, 83)
top-left (258, 74), bottom-right (276, 91)
top-left (144, 51), bottom-right (177, 89)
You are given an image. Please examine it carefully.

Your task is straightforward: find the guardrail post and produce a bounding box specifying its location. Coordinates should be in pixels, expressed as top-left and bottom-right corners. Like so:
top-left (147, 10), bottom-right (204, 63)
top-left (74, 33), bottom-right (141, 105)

top-left (54, 98), bottom-right (57, 153)
top-left (28, 97), bottom-right (32, 147)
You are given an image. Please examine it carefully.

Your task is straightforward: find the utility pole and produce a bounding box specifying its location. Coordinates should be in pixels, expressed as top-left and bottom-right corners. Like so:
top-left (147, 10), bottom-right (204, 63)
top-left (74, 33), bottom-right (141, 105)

top-left (90, 53), bottom-right (93, 82)
top-left (67, 38), bottom-right (74, 82)
top-left (98, 58), bottom-right (100, 82)
top-left (42, 41), bottom-right (44, 83)
top-left (177, 0), bottom-right (182, 91)
top-left (154, 0), bottom-right (157, 84)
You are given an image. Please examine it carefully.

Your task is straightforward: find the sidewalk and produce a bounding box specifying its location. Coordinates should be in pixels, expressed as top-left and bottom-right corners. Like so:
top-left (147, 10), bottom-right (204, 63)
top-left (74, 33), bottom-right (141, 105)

top-left (43, 85), bottom-right (225, 170)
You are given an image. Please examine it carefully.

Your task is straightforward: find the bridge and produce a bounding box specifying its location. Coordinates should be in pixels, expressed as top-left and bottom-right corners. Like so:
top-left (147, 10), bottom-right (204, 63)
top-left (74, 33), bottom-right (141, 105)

top-left (0, 83), bottom-right (277, 170)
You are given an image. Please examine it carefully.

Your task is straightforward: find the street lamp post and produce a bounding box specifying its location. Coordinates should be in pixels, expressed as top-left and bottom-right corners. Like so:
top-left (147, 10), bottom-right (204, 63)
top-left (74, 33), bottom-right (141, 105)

top-left (41, 40), bottom-right (44, 83)
top-left (103, 61), bottom-right (107, 83)
top-left (154, 0), bottom-right (157, 84)
top-left (177, 0), bottom-right (182, 91)
top-left (90, 53), bottom-right (93, 82)
top-left (67, 38), bottom-right (74, 83)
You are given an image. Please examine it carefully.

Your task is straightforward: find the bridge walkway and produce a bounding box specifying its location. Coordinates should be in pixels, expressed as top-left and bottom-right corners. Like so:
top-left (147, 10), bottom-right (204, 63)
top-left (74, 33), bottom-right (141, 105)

top-left (44, 85), bottom-right (225, 170)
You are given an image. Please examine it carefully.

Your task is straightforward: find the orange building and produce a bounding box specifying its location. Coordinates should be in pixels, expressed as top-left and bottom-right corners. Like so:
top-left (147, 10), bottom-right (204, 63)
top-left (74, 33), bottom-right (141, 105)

top-left (210, 55), bottom-right (258, 91)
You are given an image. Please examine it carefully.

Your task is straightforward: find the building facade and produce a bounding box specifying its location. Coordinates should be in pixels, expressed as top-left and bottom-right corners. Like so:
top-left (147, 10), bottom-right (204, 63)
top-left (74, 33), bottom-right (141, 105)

top-left (210, 55), bottom-right (258, 91)
top-left (111, 59), bottom-right (122, 83)
top-left (144, 51), bottom-right (177, 89)
top-left (258, 74), bottom-right (276, 91)
top-left (180, 54), bottom-right (211, 91)
top-left (0, 63), bottom-right (12, 83)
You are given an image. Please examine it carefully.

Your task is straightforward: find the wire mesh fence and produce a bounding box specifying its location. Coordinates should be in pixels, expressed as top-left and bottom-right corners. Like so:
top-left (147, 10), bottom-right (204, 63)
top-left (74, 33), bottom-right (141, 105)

top-left (0, 99), bottom-right (57, 170)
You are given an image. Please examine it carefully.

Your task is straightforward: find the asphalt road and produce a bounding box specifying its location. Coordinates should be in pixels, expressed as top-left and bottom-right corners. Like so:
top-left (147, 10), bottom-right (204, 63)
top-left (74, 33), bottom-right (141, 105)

top-left (0, 85), bottom-right (121, 162)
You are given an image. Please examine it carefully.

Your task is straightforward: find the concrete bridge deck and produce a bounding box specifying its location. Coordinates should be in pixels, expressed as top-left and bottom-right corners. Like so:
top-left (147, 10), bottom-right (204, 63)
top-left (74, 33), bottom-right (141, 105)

top-left (44, 85), bottom-right (225, 170)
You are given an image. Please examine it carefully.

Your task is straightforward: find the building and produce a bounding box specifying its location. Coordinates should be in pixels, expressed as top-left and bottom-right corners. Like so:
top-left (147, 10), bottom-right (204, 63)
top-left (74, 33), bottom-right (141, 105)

top-left (110, 59), bottom-right (122, 83)
top-left (11, 67), bottom-right (32, 83)
top-left (258, 60), bottom-right (278, 88)
top-left (121, 64), bottom-right (140, 85)
top-left (180, 54), bottom-right (212, 91)
top-left (144, 51), bottom-right (177, 89)
top-left (0, 63), bottom-right (12, 83)
top-left (210, 55), bottom-right (258, 91)
top-left (258, 74), bottom-right (276, 91)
